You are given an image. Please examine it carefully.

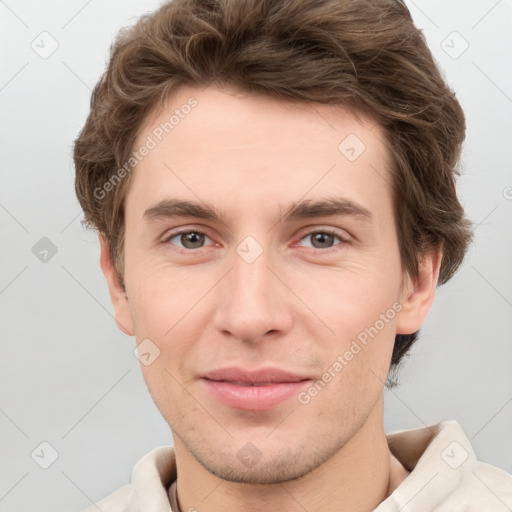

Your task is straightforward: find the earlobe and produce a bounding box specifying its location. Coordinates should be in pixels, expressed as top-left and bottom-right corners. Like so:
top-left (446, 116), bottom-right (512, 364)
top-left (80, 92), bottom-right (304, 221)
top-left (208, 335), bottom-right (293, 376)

top-left (99, 233), bottom-right (135, 336)
top-left (395, 248), bottom-right (442, 335)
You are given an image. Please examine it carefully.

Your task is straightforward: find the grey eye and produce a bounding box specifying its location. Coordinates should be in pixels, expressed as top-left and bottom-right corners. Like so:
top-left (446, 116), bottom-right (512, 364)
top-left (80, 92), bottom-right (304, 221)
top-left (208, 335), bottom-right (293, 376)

top-left (168, 231), bottom-right (210, 249)
top-left (301, 232), bottom-right (340, 249)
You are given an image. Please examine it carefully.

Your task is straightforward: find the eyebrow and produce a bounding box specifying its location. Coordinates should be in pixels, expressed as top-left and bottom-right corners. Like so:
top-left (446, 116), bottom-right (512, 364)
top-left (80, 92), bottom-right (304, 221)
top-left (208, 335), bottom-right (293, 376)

top-left (142, 197), bottom-right (373, 225)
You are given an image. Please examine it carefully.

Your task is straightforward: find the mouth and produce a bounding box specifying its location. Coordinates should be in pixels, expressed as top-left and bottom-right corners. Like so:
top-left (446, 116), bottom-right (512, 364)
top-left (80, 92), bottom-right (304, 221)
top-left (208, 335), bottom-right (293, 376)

top-left (217, 381), bottom-right (290, 386)
top-left (200, 367), bottom-right (312, 411)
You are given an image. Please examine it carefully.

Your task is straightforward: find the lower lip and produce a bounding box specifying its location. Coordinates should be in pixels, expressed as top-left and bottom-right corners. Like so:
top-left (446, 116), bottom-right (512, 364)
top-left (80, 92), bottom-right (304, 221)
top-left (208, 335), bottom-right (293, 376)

top-left (201, 379), bottom-right (311, 411)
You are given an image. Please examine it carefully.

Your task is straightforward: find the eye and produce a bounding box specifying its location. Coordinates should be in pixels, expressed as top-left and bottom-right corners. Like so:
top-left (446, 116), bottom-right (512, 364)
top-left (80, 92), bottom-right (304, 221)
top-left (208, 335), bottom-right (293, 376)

top-left (297, 229), bottom-right (348, 250)
top-left (164, 229), bottom-right (213, 250)
top-left (163, 228), bottom-right (349, 252)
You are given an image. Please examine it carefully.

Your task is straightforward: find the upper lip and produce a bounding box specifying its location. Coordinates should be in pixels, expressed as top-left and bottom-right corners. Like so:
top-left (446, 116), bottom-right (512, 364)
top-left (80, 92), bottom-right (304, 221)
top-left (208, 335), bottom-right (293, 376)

top-left (201, 367), bottom-right (311, 384)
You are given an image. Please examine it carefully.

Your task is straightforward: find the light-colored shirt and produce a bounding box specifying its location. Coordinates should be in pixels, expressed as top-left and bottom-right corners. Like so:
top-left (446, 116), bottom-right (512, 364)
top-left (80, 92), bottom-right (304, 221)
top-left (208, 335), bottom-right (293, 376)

top-left (83, 420), bottom-right (512, 511)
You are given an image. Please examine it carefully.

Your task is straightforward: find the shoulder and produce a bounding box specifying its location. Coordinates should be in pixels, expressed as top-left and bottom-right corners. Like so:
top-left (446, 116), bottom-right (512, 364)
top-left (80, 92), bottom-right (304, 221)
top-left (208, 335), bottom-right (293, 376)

top-left (82, 484), bottom-right (136, 512)
top-left (453, 458), bottom-right (512, 503)
top-left (377, 420), bottom-right (512, 511)
top-left (81, 446), bottom-right (177, 512)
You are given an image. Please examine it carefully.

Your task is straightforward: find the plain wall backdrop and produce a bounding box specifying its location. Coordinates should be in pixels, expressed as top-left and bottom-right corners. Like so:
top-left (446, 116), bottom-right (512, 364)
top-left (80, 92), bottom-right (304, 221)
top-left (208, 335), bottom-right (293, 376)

top-left (1, 1), bottom-right (511, 511)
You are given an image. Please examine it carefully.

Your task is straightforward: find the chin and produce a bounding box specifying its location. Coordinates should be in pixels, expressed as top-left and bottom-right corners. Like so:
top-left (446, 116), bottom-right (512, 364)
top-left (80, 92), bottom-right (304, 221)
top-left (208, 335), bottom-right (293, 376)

top-left (197, 456), bottom-right (321, 485)
top-left (183, 434), bottom-right (337, 485)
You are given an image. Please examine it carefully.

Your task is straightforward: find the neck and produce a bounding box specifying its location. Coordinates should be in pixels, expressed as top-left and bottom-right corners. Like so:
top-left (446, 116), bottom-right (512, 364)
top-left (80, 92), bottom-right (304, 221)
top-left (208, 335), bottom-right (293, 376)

top-left (172, 398), bottom-right (408, 512)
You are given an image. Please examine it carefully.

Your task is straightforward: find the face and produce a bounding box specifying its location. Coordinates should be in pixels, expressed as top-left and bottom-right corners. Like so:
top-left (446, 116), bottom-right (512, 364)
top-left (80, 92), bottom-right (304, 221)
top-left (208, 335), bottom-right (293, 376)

top-left (101, 83), bottom-right (438, 485)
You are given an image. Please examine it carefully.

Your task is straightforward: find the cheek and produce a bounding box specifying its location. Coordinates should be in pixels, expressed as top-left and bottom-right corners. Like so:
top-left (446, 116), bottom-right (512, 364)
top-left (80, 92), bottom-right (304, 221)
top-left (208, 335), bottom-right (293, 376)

top-left (140, 360), bottom-right (202, 430)
top-left (127, 257), bottom-right (209, 332)
top-left (127, 259), bottom-right (218, 384)
top-left (292, 258), bottom-right (402, 339)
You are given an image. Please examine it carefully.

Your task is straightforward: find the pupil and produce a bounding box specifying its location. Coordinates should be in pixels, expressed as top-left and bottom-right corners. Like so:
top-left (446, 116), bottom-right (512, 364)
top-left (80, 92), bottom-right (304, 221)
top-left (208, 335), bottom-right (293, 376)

top-left (183, 232), bottom-right (204, 249)
top-left (313, 233), bottom-right (333, 248)
top-left (179, 232), bottom-right (334, 249)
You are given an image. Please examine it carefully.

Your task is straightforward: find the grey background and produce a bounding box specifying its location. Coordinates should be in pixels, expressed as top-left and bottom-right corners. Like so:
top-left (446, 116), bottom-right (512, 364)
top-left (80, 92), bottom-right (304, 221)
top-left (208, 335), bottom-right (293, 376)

top-left (1, 1), bottom-right (511, 511)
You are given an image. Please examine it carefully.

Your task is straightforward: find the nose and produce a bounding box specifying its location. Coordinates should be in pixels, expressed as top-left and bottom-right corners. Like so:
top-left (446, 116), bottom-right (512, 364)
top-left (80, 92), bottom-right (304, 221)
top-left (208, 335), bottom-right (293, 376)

top-left (212, 242), bottom-right (293, 344)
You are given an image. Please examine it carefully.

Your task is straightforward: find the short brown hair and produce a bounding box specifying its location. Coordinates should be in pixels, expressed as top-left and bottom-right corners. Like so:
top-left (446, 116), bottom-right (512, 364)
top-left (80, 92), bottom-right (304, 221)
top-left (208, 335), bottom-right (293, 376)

top-left (73, 0), bottom-right (473, 372)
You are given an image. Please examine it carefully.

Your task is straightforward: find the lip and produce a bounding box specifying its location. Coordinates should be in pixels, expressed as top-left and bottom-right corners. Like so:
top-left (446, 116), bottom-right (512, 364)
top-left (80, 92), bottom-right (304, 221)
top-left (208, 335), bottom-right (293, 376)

top-left (200, 367), bottom-right (312, 411)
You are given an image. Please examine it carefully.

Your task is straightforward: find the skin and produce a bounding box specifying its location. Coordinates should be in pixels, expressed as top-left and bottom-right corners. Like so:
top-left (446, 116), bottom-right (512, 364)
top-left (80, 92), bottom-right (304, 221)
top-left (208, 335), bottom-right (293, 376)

top-left (100, 83), bottom-right (441, 512)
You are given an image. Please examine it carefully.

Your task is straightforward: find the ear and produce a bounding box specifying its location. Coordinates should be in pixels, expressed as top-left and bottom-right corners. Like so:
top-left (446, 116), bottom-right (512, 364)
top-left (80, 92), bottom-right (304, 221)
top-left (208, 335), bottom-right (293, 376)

top-left (99, 233), bottom-right (135, 336)
top-left (395, 248), bottom-right (443, 335)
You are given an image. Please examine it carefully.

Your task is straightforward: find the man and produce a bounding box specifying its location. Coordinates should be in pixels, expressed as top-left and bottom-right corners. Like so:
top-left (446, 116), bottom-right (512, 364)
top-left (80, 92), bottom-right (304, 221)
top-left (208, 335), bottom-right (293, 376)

top-left (73, 0), bottom-right (512, 510)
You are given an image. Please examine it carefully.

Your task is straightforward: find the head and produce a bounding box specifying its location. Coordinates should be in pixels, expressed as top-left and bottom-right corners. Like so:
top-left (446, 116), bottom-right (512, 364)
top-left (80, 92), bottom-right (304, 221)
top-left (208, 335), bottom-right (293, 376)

top-left (74, 0), bottom-right (472, 485)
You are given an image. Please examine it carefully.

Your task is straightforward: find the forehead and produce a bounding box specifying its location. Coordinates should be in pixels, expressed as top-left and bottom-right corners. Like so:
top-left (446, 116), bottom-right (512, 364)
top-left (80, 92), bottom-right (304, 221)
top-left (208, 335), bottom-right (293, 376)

top-left (136, 83), bottom-right (383, 154)
top-left (127, 84), bottom-right (392, 222)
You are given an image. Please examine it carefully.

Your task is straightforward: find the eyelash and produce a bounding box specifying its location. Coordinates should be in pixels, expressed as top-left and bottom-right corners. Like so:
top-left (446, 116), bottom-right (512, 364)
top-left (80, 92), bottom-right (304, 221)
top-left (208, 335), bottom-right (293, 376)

top-left (162, 227), bottom-right (350, 253)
